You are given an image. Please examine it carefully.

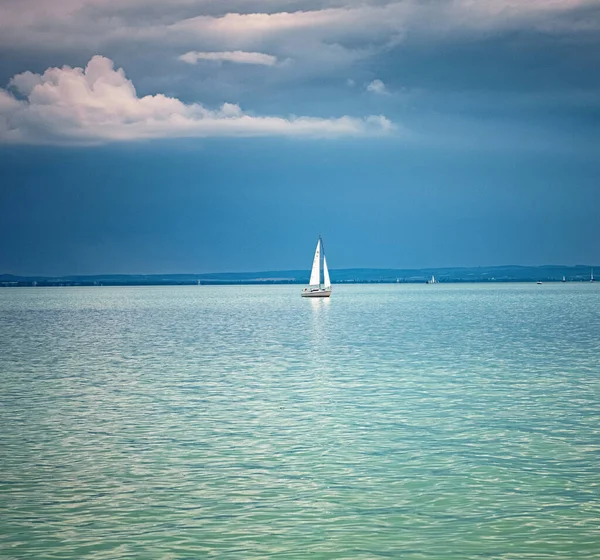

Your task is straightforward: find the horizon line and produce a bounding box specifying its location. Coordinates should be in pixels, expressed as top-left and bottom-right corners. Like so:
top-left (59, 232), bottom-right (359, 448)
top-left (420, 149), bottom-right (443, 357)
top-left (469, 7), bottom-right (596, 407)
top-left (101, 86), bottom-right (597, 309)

top-left (1, 263), bottom-right (598, 280)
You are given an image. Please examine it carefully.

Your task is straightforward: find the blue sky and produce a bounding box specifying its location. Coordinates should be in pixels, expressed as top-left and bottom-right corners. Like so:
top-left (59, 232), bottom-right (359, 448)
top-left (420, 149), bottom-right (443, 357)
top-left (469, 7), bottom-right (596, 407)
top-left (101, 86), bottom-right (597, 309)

top-left (0, 0), bottom-right (599, 275)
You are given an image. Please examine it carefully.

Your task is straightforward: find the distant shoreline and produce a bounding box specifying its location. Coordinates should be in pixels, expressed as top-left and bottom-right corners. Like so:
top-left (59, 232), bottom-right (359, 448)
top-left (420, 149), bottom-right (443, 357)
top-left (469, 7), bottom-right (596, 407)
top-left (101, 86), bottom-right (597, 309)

top-left (1, 265), bottom-right (597, 287)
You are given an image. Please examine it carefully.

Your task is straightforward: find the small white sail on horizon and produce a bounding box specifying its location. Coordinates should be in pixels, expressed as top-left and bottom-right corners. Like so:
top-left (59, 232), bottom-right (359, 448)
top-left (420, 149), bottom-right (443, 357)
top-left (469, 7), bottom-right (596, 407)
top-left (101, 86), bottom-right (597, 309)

top-left (302, 236), bottom-right (332, 298)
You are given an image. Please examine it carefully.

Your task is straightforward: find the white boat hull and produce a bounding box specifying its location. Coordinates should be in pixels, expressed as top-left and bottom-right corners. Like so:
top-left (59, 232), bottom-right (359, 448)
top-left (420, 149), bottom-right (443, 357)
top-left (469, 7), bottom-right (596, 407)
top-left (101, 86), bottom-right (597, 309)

top-left (301, 289), bottom-right (331, 298)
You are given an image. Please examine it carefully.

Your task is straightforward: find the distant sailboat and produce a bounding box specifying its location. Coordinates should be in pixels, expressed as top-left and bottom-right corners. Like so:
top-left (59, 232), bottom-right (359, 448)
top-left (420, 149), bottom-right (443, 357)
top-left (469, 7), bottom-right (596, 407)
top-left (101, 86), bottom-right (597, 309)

top-left (562, 276), bottom-right (566, 283)
top-left (427, 275), bottom-right (438, 284)
top-left (302, 235), bottom-right (332, 298)
top-left (591, 269), bottom-right (595, 283)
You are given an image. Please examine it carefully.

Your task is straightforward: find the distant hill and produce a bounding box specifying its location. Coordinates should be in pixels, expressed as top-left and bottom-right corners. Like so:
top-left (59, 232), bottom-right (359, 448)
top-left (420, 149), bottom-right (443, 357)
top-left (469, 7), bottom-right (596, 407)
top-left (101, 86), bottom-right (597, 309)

top-left (1, 265), bottom-right (597, 286)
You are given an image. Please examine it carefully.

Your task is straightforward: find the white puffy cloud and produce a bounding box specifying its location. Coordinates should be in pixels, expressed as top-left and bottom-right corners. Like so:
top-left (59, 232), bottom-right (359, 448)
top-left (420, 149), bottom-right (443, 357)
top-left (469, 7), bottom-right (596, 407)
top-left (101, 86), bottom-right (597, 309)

top-left (178, 51), bottom-right (278, 66)
top-left (0, 56), bottom-right (394, 144)
top-left (366, 79), bottom-right (388, 94)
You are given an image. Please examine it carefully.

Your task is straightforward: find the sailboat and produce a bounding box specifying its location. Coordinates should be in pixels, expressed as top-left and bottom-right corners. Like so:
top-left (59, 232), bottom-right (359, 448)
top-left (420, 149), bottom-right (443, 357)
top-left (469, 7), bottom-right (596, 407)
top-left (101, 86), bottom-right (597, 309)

top-left (301, 235), bottom-right (332, 298)
top-left (427, 275), bottom-right (438, 284)
top-left (591, 269), bottom-right (595, 283)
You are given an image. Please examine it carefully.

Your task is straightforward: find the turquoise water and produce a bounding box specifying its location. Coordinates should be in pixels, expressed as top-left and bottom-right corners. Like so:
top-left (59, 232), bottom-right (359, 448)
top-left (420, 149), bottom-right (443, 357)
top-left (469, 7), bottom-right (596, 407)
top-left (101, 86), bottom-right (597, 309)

top-left (1, 283), bottom-right (599, 559)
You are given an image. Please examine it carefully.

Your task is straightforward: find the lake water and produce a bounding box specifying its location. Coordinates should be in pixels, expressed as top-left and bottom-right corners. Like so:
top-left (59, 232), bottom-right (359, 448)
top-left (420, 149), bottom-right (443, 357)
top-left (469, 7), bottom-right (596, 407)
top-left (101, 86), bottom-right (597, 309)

top-left (1, 283), bottom-right (599, 559)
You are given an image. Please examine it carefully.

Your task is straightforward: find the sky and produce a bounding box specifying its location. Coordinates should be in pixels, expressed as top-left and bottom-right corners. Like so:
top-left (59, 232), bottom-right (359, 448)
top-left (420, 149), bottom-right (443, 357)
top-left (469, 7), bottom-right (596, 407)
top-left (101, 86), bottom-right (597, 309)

top-left (0, 0), bottom-right (599, 275)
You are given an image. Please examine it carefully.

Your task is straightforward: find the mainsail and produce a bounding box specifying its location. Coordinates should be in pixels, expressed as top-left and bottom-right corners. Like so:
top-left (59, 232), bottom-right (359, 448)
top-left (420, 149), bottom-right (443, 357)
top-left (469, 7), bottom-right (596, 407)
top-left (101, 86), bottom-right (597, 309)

top-left (309, 239), bottom-right (321, 286)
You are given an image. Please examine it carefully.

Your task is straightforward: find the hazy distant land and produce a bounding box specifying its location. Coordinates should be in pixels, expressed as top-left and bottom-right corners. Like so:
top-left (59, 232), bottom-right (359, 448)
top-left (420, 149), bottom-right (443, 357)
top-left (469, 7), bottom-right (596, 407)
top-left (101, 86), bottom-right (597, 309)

top-left (1, 265), bottom-right (597, 287)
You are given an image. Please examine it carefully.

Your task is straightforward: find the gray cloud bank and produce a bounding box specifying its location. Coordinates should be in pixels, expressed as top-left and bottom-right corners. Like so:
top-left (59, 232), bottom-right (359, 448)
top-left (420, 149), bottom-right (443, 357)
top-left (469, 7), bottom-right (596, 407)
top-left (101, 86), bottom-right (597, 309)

top-left (2, 1), bottom-right (598, 58)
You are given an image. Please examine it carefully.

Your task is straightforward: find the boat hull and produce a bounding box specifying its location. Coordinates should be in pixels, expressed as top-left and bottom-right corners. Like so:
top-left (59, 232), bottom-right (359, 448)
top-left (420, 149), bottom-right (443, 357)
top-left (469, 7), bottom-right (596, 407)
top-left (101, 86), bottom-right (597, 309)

top-left (301, 289), bottom-right (332, 298)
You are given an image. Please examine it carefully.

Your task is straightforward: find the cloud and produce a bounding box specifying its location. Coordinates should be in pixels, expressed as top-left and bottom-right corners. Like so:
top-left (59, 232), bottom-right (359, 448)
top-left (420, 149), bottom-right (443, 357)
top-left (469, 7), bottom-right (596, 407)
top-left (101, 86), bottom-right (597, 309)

top-left (0, 56), bottom-right (394, 144)
top-left (2, 1), bottom-right (597, 54)
top-left (178, 51), bottom-right (278, 66)
top-left (366, 79), bottom-right (388, 94)
top-left (0, 1), bottom-right (597, 129)
top-left (165, 6), bottom-right (404, 51)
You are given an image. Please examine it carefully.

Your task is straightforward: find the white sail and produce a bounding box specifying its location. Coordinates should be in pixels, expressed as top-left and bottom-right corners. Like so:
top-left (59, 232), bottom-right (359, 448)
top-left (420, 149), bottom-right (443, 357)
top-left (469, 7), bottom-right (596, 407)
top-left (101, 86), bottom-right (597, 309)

top-left (323, 256), bottom-right (331, 289)
top-left (309, 239), bottom-right (321, 286)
